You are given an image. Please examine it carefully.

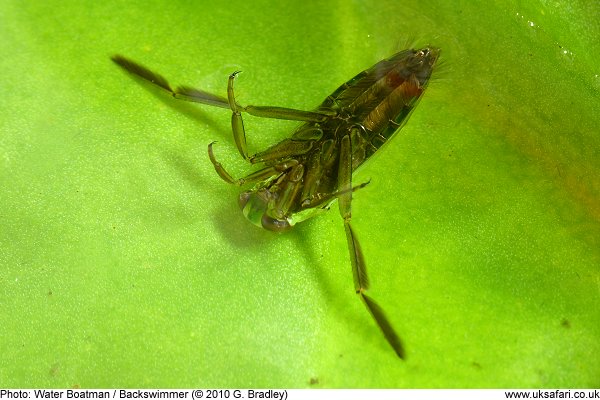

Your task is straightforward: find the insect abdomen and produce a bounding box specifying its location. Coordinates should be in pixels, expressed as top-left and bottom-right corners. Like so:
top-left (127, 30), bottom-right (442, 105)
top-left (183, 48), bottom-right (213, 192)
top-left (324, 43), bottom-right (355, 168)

top-left (320, 48), bottom-right (439, 167)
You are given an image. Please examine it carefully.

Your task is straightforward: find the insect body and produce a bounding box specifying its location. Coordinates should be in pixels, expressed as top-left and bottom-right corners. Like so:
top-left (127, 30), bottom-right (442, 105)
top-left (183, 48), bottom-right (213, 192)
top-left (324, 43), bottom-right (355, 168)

top-left (112, 47), bottom-right (439, 358)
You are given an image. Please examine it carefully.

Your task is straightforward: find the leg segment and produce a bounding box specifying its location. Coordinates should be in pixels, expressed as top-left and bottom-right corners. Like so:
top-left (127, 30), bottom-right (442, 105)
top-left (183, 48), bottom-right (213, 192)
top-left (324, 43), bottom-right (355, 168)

top-left (227, 71), bottom-right (249, 160)
top-left (111, 55), bottom-right (232, 109)
top-left (300, 180), bottom-right (370, 210)
top-left (208, 142), bottom-right (279, 185)
top-left (337, 128), bottom-right (405, 358)
top-left (338, 132), bottom-right (368, 291)
top-left (225, 72), bottom-right (335, 162)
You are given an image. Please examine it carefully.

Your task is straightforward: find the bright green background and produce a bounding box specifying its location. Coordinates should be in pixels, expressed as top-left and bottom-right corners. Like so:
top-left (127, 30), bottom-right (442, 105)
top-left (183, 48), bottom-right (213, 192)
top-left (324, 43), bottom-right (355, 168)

top-left (1, 0), bottom-right (599, 388)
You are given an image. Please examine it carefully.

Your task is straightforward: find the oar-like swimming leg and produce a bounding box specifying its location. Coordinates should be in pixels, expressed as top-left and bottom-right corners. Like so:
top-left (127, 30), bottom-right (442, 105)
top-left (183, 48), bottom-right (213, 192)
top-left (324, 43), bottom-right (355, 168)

top-left (337, 128), bottom-right (405, 358)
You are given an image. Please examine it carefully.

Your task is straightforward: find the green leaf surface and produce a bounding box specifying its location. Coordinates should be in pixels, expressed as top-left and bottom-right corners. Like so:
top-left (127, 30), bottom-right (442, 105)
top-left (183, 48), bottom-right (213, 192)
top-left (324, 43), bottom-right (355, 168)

top-left (1, 0), bottom-right (598, 388)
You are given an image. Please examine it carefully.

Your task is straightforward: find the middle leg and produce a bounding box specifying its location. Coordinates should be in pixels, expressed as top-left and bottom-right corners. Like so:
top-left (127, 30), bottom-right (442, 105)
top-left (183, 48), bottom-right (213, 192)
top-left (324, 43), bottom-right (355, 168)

top-left (225, 72), bottom-right (336, 162)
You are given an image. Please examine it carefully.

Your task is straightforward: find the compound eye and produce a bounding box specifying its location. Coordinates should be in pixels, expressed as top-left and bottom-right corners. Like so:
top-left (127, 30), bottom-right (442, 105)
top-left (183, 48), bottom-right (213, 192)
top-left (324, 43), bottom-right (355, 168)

top-left (261, 214), bottom-right (292, 233)
top-left (238, 191), bottom-right (251, 210)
